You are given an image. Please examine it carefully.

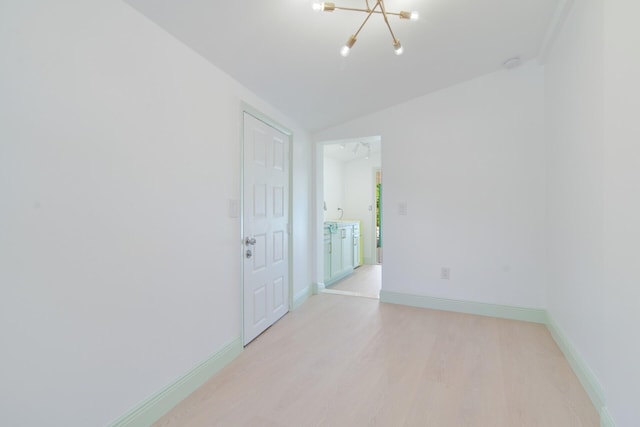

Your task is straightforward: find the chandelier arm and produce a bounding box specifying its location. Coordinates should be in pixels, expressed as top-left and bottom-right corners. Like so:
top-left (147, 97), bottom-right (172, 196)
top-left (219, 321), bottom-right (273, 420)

top-left (352, 0), bottom-right (381, 39)
top-left (333, 6), bottom-right (402, 17)
top-left (334, 6), bottom-right (372, 13)
top-left (379, 0), bottom-right (399, 42)
top-left (379, 10), bottom-right (401, 17)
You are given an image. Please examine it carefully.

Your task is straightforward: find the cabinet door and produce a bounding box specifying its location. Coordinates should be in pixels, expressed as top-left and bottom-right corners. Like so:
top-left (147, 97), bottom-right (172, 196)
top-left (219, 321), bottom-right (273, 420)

top-left (330, 230), bottom-right (342, 277)
top-left (341, 226), bottom-right (354, 271)
top-left (323, 229), bottom-right (331, 282)
top-left (353, 223), bottom-right (360, 267)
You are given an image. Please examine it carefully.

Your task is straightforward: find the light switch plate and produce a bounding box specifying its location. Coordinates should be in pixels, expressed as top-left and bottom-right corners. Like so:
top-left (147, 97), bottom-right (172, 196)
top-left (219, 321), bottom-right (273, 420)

top-left (228, 199), bottom-right (240, 218)
top-left (398, 202), bottom-right (407, 216)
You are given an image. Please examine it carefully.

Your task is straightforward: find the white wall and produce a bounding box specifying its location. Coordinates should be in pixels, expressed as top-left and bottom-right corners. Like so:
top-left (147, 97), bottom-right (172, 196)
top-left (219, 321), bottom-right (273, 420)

top-left (322, 155), bottom-right (345, 221)
top-left (0, 1), bottom-right (312, 426)
top-left (603, 2), bottom-right (640, 424)
top-left (315, 62), bottom-right (547, 309)
top-left (546, 1), bottom-right (640, 425)
top-left (343, 153), bottom-right (382, 264)
top-left (544, 0), bottom-right (606, 398)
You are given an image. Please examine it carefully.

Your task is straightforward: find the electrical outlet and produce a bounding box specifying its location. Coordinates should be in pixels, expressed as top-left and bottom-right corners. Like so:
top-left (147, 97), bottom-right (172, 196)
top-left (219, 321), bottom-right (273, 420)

top-left (440, 267), bottom-right (450, 280)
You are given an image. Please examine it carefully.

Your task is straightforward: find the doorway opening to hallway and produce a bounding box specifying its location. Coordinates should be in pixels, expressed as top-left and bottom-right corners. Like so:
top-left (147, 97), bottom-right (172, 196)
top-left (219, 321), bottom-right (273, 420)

top-left (318, 137), bottom-right (382, 299)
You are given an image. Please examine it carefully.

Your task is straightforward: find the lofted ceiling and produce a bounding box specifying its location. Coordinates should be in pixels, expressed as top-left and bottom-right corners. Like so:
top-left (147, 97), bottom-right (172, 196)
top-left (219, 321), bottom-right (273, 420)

top-left (125, 0), bottom-right (560, 132)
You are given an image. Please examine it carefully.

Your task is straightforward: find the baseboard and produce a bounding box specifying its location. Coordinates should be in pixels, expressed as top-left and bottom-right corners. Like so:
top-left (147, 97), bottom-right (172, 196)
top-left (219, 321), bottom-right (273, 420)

top-left (600, 406), bottom-right (616, 427)
top-left (544, 313), bottom-right (612, 425)
top-left (108, 337), bottom-right (243, 427)
top-left (379, 291), bottom-right (547, 324)
top-left (599, 406), bottom-right (616, 427)
top-left (293, 285), bottom-right (313, 310)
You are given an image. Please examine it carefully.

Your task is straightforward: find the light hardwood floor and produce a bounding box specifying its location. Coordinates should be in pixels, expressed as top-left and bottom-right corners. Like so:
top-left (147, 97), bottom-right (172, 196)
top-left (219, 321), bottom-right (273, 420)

top-left (154, 294), bottom-right (599, 427)
top-left (323, 264), bottom-right (381, 298)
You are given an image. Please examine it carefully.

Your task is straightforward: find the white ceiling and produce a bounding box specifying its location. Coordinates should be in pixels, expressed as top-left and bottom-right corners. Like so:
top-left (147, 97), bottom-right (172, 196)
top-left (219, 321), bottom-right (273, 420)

top-left (324, 136), bottom-right (382, 162)
top-left (125, 0), bottom-right (560, 132)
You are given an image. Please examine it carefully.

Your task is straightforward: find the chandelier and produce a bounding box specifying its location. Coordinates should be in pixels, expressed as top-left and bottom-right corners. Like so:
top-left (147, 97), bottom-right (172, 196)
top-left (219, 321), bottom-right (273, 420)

top-left (312, 1), bottom-right (419, 56)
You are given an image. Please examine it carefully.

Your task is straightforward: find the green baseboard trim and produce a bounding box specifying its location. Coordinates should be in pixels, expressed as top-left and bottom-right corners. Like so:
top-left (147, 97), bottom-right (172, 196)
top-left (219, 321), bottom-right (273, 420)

top-left (108, 337), bottom-right (243, 427)
top-left (599, 406), bottom-right (616, 427)
top-left (544, 313), bottom-right (610, 424)
top-left (379, 291), bottom-right (547, 324)
top-left (293, 285), bottom-right (313, 310)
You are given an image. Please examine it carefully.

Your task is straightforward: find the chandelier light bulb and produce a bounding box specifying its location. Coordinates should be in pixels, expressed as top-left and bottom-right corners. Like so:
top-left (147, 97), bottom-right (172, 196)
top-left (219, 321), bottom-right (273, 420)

top-left (322, 2), bottom-right (336, 12)
top-left (399, 10), bottom-right (419, 20)
top-left (341, 35), bottom-right (357, 57)
top-left (393, 40), bottom-right (404, 55)
top-left (313, 2), bottom-right (335, 12)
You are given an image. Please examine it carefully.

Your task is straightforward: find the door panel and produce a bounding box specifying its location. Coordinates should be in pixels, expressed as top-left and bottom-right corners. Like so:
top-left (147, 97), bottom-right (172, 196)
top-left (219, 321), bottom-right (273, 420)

top-left (273, 277), bottom-right (285, 312)
top-left (273, 230), bottom-right (284, 262)
top-left (252, 234), bottom-right (267, 270)
top-left (253, 285), bottom-right (267, 326)
top-left (243, 112), bottom-right (289, 345)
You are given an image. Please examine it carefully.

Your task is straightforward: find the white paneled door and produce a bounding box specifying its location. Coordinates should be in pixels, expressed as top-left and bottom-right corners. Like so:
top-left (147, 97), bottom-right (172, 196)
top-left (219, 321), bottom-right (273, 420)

top-left (243, 112), bottom-right (289, 345)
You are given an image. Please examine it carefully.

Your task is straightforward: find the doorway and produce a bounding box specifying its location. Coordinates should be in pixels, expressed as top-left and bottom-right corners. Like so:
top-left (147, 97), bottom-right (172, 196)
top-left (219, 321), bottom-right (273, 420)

top-left (316, 137), bottom-right (382, 299)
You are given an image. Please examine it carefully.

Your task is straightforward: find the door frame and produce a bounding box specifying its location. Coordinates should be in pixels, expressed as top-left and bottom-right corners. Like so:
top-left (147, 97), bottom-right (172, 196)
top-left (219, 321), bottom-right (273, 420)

top-left (240, 103), bottom-right (294, 346)
top-left (313, 137), bottom-right (383, 291)
top-left (373, 167), bottom-right (382, 265)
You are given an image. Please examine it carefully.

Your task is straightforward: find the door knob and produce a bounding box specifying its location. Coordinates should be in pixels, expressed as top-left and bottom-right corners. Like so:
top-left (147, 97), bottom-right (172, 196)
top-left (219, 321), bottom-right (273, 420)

top-left (245, 237), bottom-right (257, 246)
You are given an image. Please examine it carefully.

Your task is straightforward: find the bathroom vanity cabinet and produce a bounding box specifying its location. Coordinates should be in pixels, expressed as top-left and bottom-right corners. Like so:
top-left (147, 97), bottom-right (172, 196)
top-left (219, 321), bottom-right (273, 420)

top-left (323, 221), bottom-right (361, 286)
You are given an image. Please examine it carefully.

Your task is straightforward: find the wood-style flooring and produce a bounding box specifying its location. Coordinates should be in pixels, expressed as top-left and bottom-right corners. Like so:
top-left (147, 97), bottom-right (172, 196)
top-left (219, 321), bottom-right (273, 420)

top-left (154, 293), bottom-right (599, 427)
top-left (323, 264), bottom-right (381, 298)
